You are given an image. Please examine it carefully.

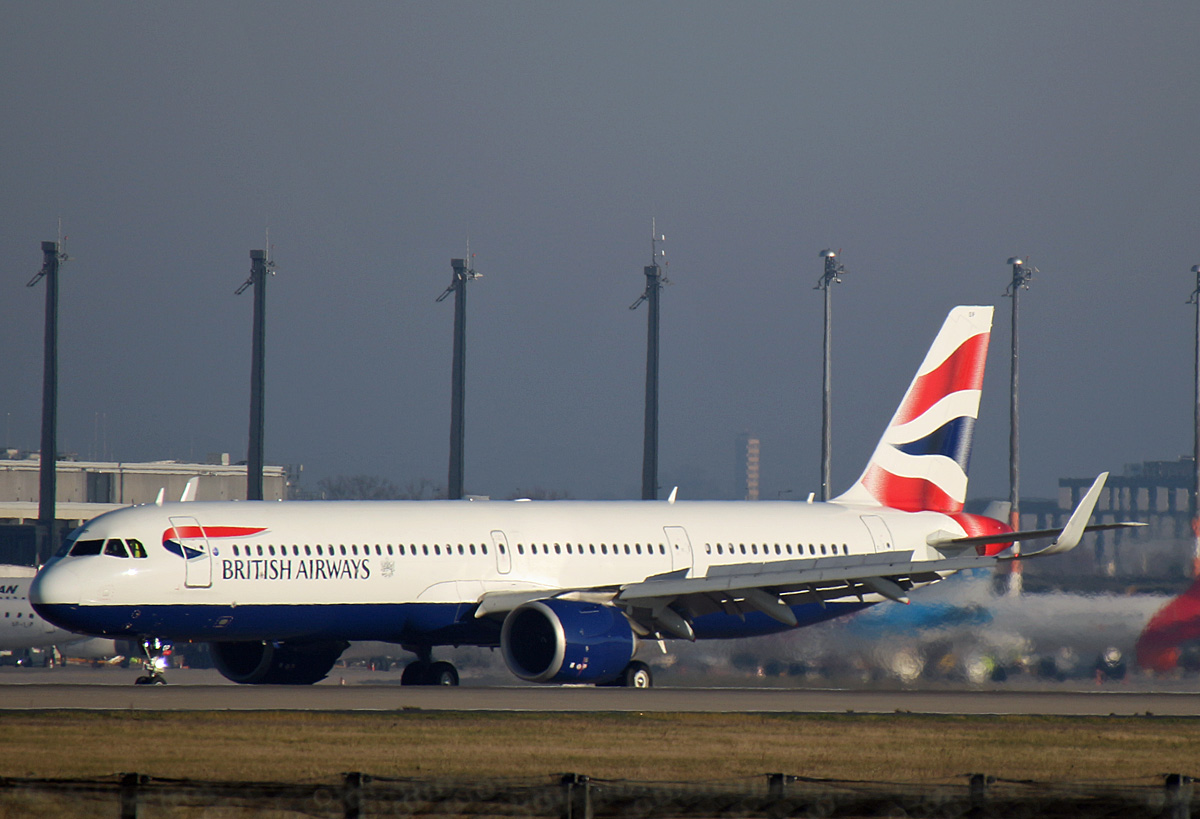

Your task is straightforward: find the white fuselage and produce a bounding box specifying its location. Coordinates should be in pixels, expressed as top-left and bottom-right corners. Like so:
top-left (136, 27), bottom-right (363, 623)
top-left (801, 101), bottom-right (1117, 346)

top-left (30, 498), bottom-right (962, 645)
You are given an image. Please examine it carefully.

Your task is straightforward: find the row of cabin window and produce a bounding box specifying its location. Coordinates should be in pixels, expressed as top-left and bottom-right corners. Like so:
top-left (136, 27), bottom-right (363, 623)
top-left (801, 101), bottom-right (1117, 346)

top-left (229, 543), bottom-right (435, 558)
top-left (704, 542), bottom-right (850, 557)
top-left (227, 542), bottom-right (670, 558)
top-left (516, 543), bottom-right (666, 556)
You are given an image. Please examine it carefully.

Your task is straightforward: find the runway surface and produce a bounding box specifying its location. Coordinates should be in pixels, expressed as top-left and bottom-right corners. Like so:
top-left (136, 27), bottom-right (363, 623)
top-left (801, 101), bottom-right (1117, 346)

top-left (2, 668), bottom-right (1197, 714)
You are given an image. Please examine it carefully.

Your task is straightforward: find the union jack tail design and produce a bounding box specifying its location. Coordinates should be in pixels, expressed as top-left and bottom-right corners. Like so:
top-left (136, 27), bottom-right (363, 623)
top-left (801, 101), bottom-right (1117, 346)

top-left (835, 306), bottom-right (993, 513)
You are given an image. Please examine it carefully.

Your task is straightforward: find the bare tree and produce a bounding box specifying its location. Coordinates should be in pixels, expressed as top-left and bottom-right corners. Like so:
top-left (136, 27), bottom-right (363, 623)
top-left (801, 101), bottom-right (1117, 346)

top-left (315, 475), bottom-right (403, 500)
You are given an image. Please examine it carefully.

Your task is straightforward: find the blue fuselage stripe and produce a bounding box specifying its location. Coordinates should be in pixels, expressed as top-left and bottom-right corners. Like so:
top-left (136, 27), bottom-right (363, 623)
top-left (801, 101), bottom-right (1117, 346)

top-left (35, 599), bottom-right (873, 646)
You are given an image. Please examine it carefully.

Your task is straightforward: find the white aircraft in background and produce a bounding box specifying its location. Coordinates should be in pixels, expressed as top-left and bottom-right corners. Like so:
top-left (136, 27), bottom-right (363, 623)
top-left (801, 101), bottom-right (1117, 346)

top-left (1, 564), bottom-right (120, 663)
top-left (30, 306), bottom-right (1138, 687)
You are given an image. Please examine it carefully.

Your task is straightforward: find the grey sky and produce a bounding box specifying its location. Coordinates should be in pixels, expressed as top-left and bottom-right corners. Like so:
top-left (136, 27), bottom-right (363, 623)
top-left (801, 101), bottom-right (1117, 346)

top-left (2, 2), bottom-right (1198, 502)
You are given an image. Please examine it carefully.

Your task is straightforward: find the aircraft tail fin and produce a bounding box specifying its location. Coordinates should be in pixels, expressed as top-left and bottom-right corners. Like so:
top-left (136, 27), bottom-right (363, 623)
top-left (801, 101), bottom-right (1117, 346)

top-left (835, 305), bottom-right (993, 513)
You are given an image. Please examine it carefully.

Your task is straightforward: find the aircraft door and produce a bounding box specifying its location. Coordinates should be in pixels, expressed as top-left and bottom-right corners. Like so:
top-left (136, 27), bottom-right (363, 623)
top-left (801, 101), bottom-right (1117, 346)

top-left (168, 516), bottom-right (212, 588)
top-left (491, 530), bottom-right (511, 574)
top-left (664, 526), bottom-right (694, 573)
top-left (860, 515), bottom-right (894, 553)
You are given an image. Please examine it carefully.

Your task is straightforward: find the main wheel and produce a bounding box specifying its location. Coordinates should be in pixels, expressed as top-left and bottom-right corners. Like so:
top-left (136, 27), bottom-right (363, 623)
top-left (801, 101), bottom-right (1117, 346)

top-left (400, 660), bottom-right (431, 686)
top-left (428, 661), bottom-right (459, 686)
top-left (620, 661), bottom-right (652, 688)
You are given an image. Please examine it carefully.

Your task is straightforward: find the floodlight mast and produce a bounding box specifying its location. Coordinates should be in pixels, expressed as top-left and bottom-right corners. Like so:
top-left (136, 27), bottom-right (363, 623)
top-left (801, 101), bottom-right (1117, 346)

top-left (1189, 264), bottom-right (1200, 577)
top-left (236, 249), bottom-right (275, 501)
top-left (1003, 256), bottom-right (1036, 594)
top-left (815, 249), bottom-right (845, 502)
top-left (631, 221), bottom-right (668, 500)
top-left (27, 240), bottom-right (68, 563)
top-left (438, 252), bottom-right (479, 500)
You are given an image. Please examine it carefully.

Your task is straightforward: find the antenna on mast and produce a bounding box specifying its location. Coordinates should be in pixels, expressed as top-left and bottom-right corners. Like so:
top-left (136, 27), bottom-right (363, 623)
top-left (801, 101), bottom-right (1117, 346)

top-left (630, 219), bottom-right (668, 310)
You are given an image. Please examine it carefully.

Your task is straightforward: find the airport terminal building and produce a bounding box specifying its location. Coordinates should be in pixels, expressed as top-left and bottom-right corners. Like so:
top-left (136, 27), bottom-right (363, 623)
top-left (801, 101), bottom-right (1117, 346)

top-left (0, 452), bottom-right (288, 565)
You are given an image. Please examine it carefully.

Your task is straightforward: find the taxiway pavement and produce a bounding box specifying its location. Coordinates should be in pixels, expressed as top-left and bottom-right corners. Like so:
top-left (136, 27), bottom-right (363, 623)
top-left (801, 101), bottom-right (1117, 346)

top-left (1, 668), bottom-right (1196, 715)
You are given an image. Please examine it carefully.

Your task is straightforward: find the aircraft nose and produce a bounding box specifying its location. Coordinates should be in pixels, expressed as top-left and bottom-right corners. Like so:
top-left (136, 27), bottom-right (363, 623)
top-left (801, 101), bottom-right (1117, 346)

top-left (29, 561), bottom-right (90, 631)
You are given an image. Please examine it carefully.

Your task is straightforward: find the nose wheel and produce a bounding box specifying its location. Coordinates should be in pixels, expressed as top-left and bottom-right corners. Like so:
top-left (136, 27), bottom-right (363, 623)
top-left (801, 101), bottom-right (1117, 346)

top-left (133, 637), bottom-right (171, 685)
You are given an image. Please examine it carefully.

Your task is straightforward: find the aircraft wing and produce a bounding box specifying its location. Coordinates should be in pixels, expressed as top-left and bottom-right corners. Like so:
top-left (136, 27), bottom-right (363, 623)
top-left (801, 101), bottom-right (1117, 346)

top-left (474, 473), bottom-right (1142, 641)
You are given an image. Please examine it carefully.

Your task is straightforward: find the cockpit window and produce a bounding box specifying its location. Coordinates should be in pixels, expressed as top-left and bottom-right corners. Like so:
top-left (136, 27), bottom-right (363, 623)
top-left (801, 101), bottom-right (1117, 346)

top-left (69, 539), bottom-right (105, 557)
top-left (104, 539), bottom-right (129, 558)
top-left (127, 539), bottom-right (147, 559)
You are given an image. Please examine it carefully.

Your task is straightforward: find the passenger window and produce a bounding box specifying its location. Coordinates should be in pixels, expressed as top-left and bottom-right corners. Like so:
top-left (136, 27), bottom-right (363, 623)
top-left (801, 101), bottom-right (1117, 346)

top-left (127, 539), bottom-right (148, 559)
top-left (470, 544), bottom-right (477, 555)
top-left (70, 539), bottom-right (105, 556)
top-left (104, 539), bottom-right (129, 558)
top-left (481, 544), bottom-right (488, 555)
top-left (517, 544), bottom-right (524, 555)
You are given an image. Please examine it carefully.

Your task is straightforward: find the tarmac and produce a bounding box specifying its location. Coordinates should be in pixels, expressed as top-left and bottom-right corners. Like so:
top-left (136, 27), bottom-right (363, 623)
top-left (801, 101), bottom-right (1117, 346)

top-left (1, 665), bottom-right (1197, 715)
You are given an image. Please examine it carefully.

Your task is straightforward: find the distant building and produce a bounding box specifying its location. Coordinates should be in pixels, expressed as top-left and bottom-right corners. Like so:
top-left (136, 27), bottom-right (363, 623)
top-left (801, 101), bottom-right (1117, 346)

top-left (1057, 457), bottom-right (1195, 581)
top-left (735, 434), bottom-right (760, 501)
top-left (0, 451), bottom-right (289, 565)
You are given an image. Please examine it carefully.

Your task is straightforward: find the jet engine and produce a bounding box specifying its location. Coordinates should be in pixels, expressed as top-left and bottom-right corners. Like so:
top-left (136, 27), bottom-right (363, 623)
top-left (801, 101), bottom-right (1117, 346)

top-left (210, 639), bottom-right (349, 685)
top-left (501, 599), bottom-right (637, 684)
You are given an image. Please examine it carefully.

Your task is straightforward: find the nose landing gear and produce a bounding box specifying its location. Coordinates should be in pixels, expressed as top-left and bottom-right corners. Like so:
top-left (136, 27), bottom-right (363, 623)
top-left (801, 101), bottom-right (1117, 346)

top-left (133, 637), bottom-right (171, 685)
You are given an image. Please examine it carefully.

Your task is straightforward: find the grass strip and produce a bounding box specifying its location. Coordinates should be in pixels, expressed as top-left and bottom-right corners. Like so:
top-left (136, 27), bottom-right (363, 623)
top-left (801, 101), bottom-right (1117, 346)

top-left (1, 711), bottom-right (1197, 782)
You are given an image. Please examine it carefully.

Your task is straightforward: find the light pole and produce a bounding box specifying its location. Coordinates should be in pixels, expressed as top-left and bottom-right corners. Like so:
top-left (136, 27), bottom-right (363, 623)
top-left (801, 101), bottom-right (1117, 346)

top-left (235, 249), bottom-right (274, 501)
top-left (437, 254), bottom-right (480, 500)
top-left (815, 249), bottom-right (845, 501)
top-left (631, 224), bottom-right (667, 500)
top-left (1189, 264), bottom-right (1200, 577)
top-left (27, 241), bottom-right (66, 563)
top-left (1004, 256), bottom-right (1035, 594)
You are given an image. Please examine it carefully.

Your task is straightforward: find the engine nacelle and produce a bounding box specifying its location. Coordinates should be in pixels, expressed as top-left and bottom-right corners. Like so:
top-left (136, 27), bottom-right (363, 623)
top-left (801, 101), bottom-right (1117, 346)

top-left (210, 639), bottom-right (349, 685)
top-left (501, 599), bottom-right (637, 684)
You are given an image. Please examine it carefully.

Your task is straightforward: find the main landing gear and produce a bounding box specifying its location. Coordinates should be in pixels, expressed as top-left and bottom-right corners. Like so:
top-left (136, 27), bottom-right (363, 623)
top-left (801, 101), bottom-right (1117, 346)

top-left (400, 646), bottom-right (459, 686)
top-left (599, 660), bottom-right (653, 688)
top-left (133, 637), bottom-right (171, 685)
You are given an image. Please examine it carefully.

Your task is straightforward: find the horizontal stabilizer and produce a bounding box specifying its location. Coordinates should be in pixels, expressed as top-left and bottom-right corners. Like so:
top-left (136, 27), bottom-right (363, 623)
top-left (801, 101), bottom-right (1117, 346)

top-left (928, 521), bottom-right (1144, 550)
top-left (928, 473), bottom-right (1143, 556)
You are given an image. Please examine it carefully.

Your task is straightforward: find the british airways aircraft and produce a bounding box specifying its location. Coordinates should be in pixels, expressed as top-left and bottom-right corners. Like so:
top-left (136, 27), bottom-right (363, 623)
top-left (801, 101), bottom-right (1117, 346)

top-left (30, 306), bottom-right (1134, 687)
